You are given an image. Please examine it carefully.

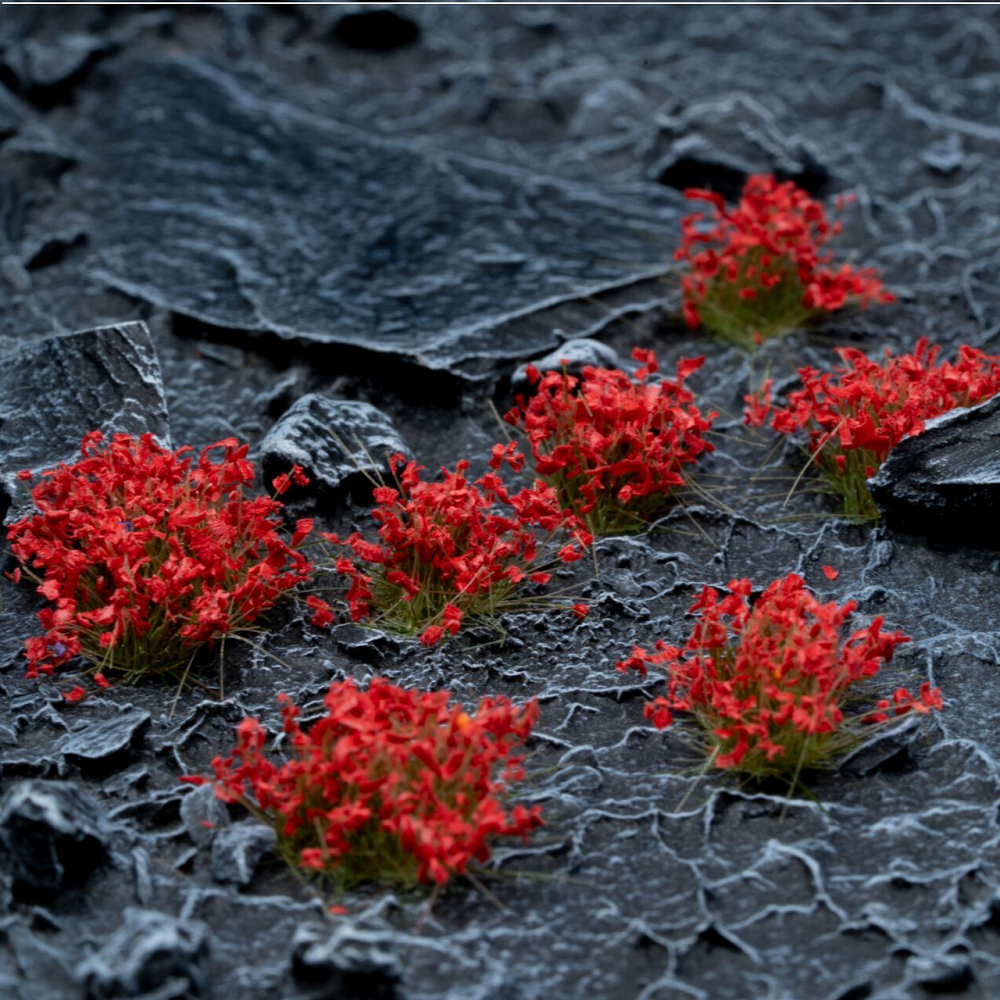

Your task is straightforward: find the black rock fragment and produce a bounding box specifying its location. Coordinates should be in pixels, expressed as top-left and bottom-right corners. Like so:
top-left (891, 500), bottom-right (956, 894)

top-left (0, 779), bottom-right (110, 900)
top-left (259, 394), bottom-right (411, 505)
top-left (291, 923), bottom-right (401, 999)
top-left (0, 321), bottom-right (170, 523)
top-left (869, 394), bottom-right (1000, 545)
top-left (57, 709), bottom-right (151, 776)
top-left (77, 908), bottom-right (211, 1000)
top-left (209, 820), bottom-right (276, 886)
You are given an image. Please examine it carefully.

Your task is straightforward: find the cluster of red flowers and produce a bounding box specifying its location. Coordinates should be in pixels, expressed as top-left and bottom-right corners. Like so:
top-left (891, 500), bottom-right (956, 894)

top-left (187, 678), bottom-right (541, 887)
top-left (617, 573), bottom-right (941, 778)
top-left (7, 433), bottom-right (314, 683)
top-left (675, 174), bottom-right (894, 348)
top-left (745, 338), bottom-right (1000, 517)
top-left (502, 349), bottom-right (717, 535)
top-left (311, 450), bottom-right (591, 646)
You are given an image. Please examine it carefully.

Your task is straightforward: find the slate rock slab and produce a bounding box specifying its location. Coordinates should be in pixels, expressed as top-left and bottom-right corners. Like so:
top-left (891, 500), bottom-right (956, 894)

top-left (57, 708), bottom-right (151, 776)
top-left (869, 394), bottom-right (1000, 544)
top-left (0, 321), bottom-right (170, 522)
top-left (43, 54), bottom-right (675, 372)
top-left (0, 778), bottom-right (110, 900)
top-left (77, 908), bottom-right (211, 1000)
top-left (260, 394), bottom-right (411, 504)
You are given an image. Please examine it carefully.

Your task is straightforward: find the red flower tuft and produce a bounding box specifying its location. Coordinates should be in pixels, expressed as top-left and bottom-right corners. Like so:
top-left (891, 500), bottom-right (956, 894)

top-left (617, 574), bottom-right (938, 778)
top-left (194, 678), bottom-right (542, 887)
top-left (6, 433), bottom-right (314, 683)
top-left (321, 454), bottom-right (589, 643)
top-left (504, 351), bottom-right (716, 535)
top-left (675, 174), bottom-right (893, 348)
top-left (748, 339), bottom-right (1000, 517)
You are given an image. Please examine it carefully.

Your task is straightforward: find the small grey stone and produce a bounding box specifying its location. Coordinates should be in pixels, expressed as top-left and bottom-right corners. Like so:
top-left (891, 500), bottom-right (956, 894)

top-left (58, 709), bottom-right (150, 775)
top-left (922, 133), bottom-right (964, 175)
top-left (291, 923), bottom-right (401, 998)
top-left (77, 908), bottom-right (210, 1000)
top-left (0, 779), bottom-right (110, 900)
top-left (569, 78), bottom-right (648, 137)
top-left (260, 394), bottom-right (411, 503)
top-left (511, 338), bottom-right (620, 394)
top-left (179, 785), bottom-right (230, 849)
top-left (209, 820), bottom-right (276, 886)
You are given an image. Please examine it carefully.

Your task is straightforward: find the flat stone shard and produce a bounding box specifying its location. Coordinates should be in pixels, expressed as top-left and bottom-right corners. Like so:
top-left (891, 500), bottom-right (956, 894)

top-left (0, 321), bottom-right (170, 523)
top-left (0, 779), bottom-right (110, 900)
top-left (209, 820), bottom-right (276, 886)
top-left (291, 923), bottom-right (401, 999)
top-left (869, 394), bottom-right (1000, 544)
top-left (77, 909), bottom-right (211, 1000)
top-left (260, 394), bottom-right (411, 503)
top-left (58, 709), bottom-right (151, 775)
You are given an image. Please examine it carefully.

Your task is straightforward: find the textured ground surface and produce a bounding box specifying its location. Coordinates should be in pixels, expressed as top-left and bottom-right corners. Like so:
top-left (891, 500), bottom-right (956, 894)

top-left (1, 5), bottom-right (1000, 999)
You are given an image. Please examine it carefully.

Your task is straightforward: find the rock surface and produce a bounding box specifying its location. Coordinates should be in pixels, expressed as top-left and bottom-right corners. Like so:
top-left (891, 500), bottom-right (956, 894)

top-left (57, 709), bottom-right (151, 775)
top-left (291, 923), bottom-right (401, 998)
top-left (870, 394), bottom-right (1000, 544)
top-left (0, 321), bottom-right (170, 522)
top-left (77, 909), bottom-right (211, 1000)
top-left (209, 821), bottom-right (276, 886)
top-left (0, 779), bottom-right (110, 900)
top-left (0, 6), bottom-right (998, 1000)
top-left (259, 394), bottom-right (410, 503)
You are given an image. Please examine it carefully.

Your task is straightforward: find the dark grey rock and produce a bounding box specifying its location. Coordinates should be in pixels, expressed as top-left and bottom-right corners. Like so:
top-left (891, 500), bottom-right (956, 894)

top-left (291, 923), bottom-right (401, 998)
top-left (2, 33), bottom-right (111, 101)
top-left (209, 820), bottom-right (276, 886)
top-left (0, 321), bottom-right (170, 523)
top-left (77, 909), bottom-right (210, 1000)
top-left (180, 785), bottom-right (230, 849)
top-left (0, 779), bottom-right (110, 900)
top-left (569, 79), bottom-right (649, 137)
top-left (922, 134), bottom-right (965, 176)
top-left (511, 337), bottom-right (620, 394)
top-left (653, 94), bottom-right (828, 199)
top-left (869, 394), bottom-right (1000, 545)
top-left (260, 394), bottom-right (410, 503)
top-left (57, 709), bottom-right (151, 775)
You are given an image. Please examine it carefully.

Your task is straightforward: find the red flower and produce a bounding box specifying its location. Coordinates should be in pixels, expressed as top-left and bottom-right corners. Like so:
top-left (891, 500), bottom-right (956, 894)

top-left (193, 678), bottom-right (542, 887)
top-left (572, 603), bottom-right (589, 619)
top-left (617, 574), bottom-right (937, 779)
top-left (822, 566), bottom-right (839, 580)
top-left (306, 596), bottom-right (334, 629)
top-left (62, 686), bottom-right (86, 704)
top-left (675, 174), bottom-right (893, 348)
top-left (504, 351), bottom-right (716, 535)
top-left (7, 433), bottom-right (314, 683)
top-left (749, 339), bottom-right (1000, 518)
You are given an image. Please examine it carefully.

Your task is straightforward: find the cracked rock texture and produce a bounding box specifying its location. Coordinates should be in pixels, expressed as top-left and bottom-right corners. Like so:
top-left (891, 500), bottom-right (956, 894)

top-left (1, 5), bottom-right (999, 1000)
